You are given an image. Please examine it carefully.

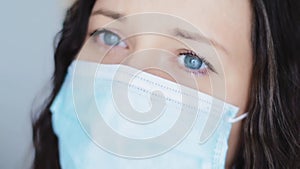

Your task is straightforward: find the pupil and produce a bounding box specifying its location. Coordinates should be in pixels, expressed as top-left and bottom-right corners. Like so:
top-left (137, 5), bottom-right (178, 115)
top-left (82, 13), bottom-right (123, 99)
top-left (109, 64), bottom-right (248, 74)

top-left (104, 32), bottom-right (119, 46)
top-left (184, 54), bottom-right (203, 70)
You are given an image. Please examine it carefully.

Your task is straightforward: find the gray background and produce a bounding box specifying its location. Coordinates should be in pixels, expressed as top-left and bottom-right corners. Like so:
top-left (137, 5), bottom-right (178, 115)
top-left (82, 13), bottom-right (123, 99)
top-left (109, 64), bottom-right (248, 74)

top-left (0, 1), bottom-right (70, 168)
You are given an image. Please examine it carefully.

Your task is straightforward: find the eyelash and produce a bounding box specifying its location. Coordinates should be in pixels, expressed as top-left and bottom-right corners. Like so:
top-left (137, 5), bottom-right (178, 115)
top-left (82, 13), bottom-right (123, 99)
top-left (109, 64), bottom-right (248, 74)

top-left (90, 28), bottom-right (112, 38)
top-left (177, 50), bottom-right (216, 76)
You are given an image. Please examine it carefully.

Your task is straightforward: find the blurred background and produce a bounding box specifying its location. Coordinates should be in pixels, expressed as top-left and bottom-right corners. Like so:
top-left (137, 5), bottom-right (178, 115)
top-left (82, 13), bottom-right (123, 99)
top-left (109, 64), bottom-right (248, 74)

top-left (0, 1), bottom-right (72, 168)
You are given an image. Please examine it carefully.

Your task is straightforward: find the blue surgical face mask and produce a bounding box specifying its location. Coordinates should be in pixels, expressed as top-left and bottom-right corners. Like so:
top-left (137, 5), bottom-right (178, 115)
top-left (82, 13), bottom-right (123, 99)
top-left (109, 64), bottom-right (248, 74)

top-left (50, 60), bottom-right (247, 169)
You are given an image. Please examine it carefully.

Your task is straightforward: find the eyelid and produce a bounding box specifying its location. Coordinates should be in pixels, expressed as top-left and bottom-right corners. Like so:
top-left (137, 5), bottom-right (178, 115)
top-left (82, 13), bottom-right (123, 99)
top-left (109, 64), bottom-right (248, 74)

top-left (90, 28), bottom-right (115, 36)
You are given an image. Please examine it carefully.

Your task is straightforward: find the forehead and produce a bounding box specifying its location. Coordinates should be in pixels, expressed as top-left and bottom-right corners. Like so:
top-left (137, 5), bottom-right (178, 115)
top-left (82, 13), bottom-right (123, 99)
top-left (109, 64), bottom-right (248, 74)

top-left (92, 0), bottom-right (251, 26)
top-left (92, 0), bottom-right (252, 57)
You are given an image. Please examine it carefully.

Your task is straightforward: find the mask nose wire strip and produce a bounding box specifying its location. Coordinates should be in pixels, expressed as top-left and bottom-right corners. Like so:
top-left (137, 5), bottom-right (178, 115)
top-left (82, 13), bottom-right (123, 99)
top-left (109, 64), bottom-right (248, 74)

top-left (228, 113), bottom-right (248, 123)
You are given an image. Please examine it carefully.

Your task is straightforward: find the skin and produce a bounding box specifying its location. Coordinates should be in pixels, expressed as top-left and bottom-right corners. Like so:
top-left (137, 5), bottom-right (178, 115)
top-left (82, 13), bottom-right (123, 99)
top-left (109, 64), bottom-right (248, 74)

top-left (79, 0), bottom-right (252, 168)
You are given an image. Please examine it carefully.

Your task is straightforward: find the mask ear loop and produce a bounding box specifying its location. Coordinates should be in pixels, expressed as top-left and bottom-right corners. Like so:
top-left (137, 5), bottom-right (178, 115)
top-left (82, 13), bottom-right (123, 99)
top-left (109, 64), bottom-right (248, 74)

top-left (228, 113), bottom-right (248, 123)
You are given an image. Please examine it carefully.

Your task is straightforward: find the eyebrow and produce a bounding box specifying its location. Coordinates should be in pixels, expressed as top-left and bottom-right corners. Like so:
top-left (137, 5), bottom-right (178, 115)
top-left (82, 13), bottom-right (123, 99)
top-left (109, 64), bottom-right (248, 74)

top-left (92, 8), bottom-right (125, 20)
top-left (92, 9), bottom-right (228, 54)
top-left (171, 28), bottom-right (229, 54)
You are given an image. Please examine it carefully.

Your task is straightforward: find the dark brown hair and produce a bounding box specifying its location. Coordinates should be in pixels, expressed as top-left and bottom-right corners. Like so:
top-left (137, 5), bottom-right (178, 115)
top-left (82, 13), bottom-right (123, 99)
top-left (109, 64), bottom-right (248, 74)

top-left (32, 0), bottom-right (300, 168)
top-left (239, 0), bottom-right (300, 168)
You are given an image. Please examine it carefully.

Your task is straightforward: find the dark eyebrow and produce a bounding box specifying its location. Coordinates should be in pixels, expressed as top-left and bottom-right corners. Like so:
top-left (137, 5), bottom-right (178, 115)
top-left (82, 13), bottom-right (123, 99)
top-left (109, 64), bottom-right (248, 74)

top-left (91, 8), bottom-right (125, 20)
top-left (171, 28), bottom-right (229, 55)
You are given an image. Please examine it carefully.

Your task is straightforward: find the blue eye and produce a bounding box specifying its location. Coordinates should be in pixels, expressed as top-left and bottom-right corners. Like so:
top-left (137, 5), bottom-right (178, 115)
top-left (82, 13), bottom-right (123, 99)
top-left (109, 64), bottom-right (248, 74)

top-left (183, 54), bottom-right (203, 70)
top-left (91, 29), bottom-right (127, 48)
top-left (178, 51), bottom-right (211, 76)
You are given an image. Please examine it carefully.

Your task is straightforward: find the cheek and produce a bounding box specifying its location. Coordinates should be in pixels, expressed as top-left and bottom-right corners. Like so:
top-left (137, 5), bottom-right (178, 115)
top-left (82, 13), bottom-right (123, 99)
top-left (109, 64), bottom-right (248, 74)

top-left (222, 77), bottom-right (251, 168)
top-left (221, 42), bottom-right (252, 114)
top-left (223, 53), bottom-right (252, 167)
top-left (226, 62), bottom-right (252, 114)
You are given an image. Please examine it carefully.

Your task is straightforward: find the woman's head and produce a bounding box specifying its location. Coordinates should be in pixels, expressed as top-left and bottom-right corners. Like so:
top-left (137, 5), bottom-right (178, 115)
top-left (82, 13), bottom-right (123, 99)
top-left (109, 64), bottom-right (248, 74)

top-left (82, 0), bottom-right (252, 167)
top-left (33, 0), bottom-right (299, 169)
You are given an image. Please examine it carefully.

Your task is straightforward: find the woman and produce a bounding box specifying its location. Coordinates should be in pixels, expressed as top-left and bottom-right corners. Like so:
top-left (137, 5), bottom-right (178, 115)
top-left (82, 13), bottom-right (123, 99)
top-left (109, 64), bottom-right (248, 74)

top-left (32, 0), bottom-right (300, 169)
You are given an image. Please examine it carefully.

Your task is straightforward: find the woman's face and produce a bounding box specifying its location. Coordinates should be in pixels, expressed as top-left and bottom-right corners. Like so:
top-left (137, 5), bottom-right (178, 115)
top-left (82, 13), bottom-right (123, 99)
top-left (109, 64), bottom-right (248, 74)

top-left (82, 0), bottom-right (252, 167)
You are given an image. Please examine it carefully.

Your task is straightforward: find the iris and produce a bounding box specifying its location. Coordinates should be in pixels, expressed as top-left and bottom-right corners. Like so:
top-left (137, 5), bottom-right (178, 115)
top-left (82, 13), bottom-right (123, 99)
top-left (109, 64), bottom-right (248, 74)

top-left (103, 31), bottom-right (120, 46)
top-left (183, 54), bottom-right (203, 70)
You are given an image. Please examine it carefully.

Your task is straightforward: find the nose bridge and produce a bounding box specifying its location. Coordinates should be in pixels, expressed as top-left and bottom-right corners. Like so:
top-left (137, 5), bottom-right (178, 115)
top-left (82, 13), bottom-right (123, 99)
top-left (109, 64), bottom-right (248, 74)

top-left (126, 34), bottom-right (177, 82)
top-left (126, 34), bottom-right (168, 67)
top-left (132, 34), bottom-right (169, 52)
top-left (129, 33), bottom-right (178, 64)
